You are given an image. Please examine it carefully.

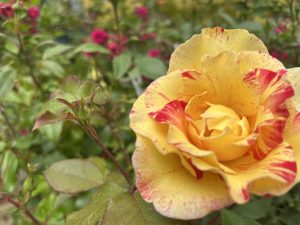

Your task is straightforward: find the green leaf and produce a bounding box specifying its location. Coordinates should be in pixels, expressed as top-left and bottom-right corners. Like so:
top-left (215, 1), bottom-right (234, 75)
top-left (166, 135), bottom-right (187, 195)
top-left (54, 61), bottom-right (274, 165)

top-left (66, 182), bottom-right (127, 225)
top-left (113, 53), bottom-right (132, 78)
top-left (232, 198), bottom-right (272, 219)
top-left (101, 192), bottom-right (188, 225)
top-left (1, 151), bottom-right (18, 192)
top-left (88, 157), bottom-right (109, 178)
top-left (66, 181), bottom-right (186, 225)
top-left (60, 76), bottom-right (82, 96)
top-left (41, 60), bottom-right (65, 77)
top-left (33, 110), bottom-right (75, 130)
top-left (73, 43), bottom-right (110, 55)
top-left (279, 208), bottom-right (300, 225)
top-left (136, 56), bottom-right (166, 79)
top-left (44, 159), bottom-right (107, 193)
top-left (39, 123), bottom-right (63, 142)
top-left (0, 67), bottom-right (16, 101)
top-left (236, 21), bottom-right (263, 32)
top-left (43, 44), bottom-right (72, 60)
top-left (4, 39), bottom-right (19, 54)
top-left (221, 209), bottom-right (261, 225)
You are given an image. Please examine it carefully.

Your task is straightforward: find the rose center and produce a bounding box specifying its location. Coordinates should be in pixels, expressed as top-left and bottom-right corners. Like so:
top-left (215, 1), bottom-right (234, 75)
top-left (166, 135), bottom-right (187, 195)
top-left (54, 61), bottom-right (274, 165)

top-left (198, 104), bottom-right (251, 161)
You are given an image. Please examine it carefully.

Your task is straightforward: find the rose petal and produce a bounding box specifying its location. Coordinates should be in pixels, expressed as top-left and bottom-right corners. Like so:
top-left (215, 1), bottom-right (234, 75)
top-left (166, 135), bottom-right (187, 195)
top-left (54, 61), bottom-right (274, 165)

top-left (169, 27), bottom-right (268, 73)
top-left (221, 142), bottom-right (296, 204)
top-left (286, 68), bottom-right (300, 112)
top-left (133, 135), bottom-right (233, 219)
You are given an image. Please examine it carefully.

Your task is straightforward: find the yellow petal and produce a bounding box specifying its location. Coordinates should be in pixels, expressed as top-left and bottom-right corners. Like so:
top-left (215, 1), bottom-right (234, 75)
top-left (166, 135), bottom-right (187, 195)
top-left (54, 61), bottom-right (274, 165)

top-left (130, 71), bottom-right (185, 155)
top-left (169, 27), bottom-right (268, 73)
top-left (130, 93), bottom-right (177, 156)
top-left (133, 135), bottom-right (233, 219)
top-left (286, 68), bottom-right (300, 111)
top-left (144, 70), bottom-right (186, 112)
top-left (222, 142), bottom-right (296, 204)
top-left (181, 51), bottom-right (285, 117)
top-left (185, 93), bottom-right (209, 120)
top-left (167, 125), bottom-right (237, 175)
top-left (200, 128), bottom-right (250, 161)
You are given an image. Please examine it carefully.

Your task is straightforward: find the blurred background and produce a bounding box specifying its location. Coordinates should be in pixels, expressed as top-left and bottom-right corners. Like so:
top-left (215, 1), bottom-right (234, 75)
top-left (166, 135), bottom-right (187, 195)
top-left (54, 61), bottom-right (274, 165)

top-left (0, 0), bottom-right (299, 224)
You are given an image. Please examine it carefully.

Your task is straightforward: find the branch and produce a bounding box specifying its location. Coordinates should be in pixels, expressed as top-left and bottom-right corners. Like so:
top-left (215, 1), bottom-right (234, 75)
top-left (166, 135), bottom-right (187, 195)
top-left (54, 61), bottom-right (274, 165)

top-left (112, 2), bottom-right (122, 46)
top-left (0, 195), bottom-right (43, 225)
top-left (0, 104), bottom-right (16, 138)
top-left (85, 124), bottom-right (134, 188)
top-left (16, 33), bottom-right (44, 94)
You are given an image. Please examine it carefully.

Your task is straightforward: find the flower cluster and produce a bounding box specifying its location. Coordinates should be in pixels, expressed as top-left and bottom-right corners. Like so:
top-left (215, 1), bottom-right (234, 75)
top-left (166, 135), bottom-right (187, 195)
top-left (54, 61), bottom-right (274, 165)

top-left (130, 27), bottom-right (300, 220)
top-left (0, 3), bottom-right (14, 17)
top-left (27, 6), bottom-right (40, 34)
top-left (91, 28), bottom-right (109, 45)
top-left (134, 6), bottom-right (148, 20)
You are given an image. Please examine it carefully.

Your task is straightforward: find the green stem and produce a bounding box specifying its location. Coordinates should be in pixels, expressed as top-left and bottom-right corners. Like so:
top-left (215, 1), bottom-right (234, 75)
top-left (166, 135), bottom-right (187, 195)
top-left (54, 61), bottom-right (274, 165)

top-left (112, 2), bottom-right (122, 46)
top-left (85, 124), bottom-right (133, 188)
top-left (16, 33), bottom-right (44, 94)
top-left (0, 104), bottom-right (16, 138)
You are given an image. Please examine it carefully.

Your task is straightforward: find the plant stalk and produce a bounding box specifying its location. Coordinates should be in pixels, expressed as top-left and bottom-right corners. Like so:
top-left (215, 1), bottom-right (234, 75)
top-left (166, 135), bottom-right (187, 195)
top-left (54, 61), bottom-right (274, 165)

top-left (0, 195), bottom-right (43, 225)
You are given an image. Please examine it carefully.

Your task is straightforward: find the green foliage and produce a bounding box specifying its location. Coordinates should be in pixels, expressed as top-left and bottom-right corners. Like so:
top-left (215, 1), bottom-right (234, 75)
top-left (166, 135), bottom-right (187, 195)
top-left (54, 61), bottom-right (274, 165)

top-left (221, 209), bottom-right (261, 225)
top-left (66, 180), bottom-right (188, 225)
top-left (44, 159), bottom-right (107, 193)
top-left (0, 0), bottom-right (300, 224)
top-left (0, 66), bottom-right (16, 101)
top-left (1, 151), bottom-right (18, 192)
top-left (113, 53), bottom-right (132, 78)
top-left (136, 56), bottom-right (167, 79)
top-left (73, 43), bottom-right (111, 55)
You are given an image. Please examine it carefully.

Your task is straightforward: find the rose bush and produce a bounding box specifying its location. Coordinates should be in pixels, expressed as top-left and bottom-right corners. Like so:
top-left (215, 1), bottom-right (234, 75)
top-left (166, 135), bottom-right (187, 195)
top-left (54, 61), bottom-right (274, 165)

top-left (130, 27), bottom-right (300, 220)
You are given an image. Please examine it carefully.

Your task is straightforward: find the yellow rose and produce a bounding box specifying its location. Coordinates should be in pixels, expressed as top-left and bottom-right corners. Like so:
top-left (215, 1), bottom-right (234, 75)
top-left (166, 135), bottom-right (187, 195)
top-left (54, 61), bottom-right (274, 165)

top-left (130, 27), bottom-right (300, 220)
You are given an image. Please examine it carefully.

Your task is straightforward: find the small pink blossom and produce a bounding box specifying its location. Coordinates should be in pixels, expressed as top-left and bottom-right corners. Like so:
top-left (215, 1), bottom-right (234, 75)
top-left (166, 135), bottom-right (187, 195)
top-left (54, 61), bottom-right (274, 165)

top-left (275, 22), bottom-right (287, 33)
top-left (91, 28), bottom-right (109, 45)
top-left (135, 6), bottom-right (148, 20)
top-left (140, 32), bottom-right (156, 41)
top-left (27, 6), bottom-right (40, 20)
top-left (107, 35), bottom-right (127, 56)
top-left (83, 52), bottom-right (95, 58)
top-left (19, 129), bottom-right (30, 136)
top-left (148, 49), bottom-right (160, 58)
top-left (0, 3), bottom-right (14, 17)
top-left (271, 50), bottom-right (289, 60)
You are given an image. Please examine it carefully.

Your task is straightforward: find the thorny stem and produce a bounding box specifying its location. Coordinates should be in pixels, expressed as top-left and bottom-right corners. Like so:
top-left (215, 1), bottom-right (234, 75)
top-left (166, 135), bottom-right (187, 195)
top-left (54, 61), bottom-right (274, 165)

top-left (288, 0), bottom-right (299, 64)
top-left (16, 33), bottom-right (44, 94)
top-left (0, 195), bottom-right (43, 225)
top-left (109, 123), bottom-right (131, 166)
top-left (112, 2), bottom-right (122, 46)
top-left (85, 124), bottom-right (134, 189)
top-left (0, 104), bottom-right (16, 138)
top-left (100, 108), bottom-right (131, 167)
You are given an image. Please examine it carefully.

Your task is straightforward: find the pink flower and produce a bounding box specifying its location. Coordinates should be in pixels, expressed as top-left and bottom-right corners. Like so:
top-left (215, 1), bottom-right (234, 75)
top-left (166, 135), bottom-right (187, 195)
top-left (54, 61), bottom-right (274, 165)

top-left (107, 42), bottom-right (118, 55)
top-left (140, 32), bottom-right (156, 41)
top-left (0, 3), bottom-right (14, 17)
top-left (271, 50), bottom-right (289, 60)
top-left (148, 49), bottom-right (160, 58)
top-left (83, 52), bottom-right (95, 58)
top-left (135, 6), bottom-right (148, 20)
top-left (91, 28), bottom-right (109, 45)
top-left (27, 6), bottom-right (40, 20)
top-left (19, 129), bottom-right (29, 136)
top-left (107, 35), bottom-right (127, 56)
top-left (275, 22), bottom-right (287, 33)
